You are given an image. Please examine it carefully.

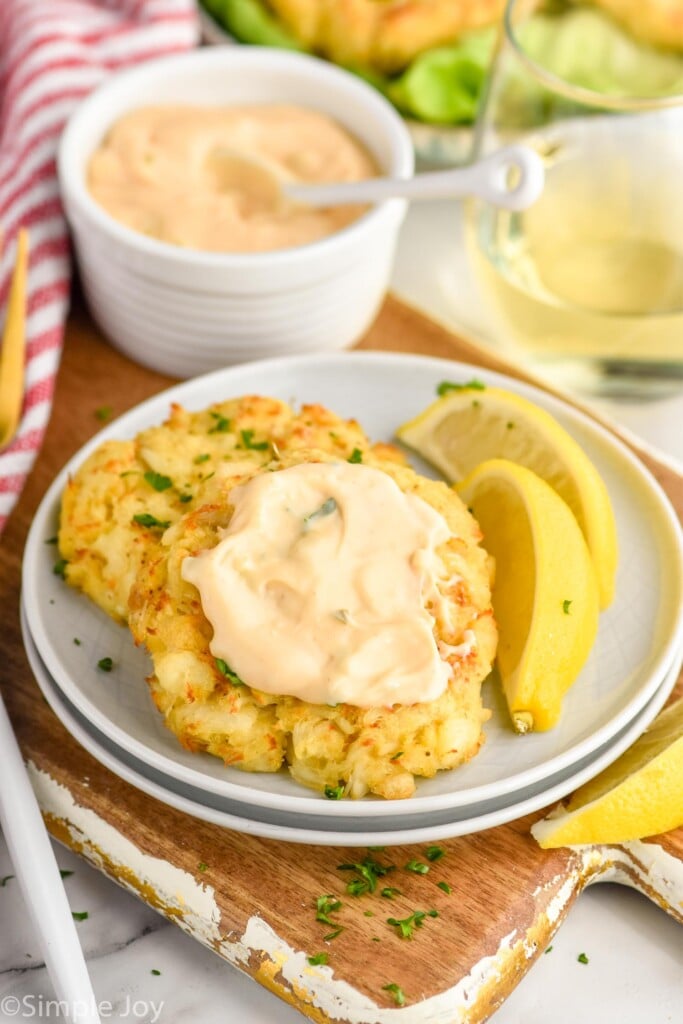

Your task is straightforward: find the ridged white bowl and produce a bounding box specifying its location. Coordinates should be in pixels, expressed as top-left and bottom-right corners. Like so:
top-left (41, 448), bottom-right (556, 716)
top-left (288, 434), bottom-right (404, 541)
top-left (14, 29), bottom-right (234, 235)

top-left (58, 48), bottom-right (414, 378)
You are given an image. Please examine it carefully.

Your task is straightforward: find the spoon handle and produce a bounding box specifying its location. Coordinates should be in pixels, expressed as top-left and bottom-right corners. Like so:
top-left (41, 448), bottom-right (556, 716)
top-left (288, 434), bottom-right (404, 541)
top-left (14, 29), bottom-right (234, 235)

top-left (285, 145), bottom-right (545, 212)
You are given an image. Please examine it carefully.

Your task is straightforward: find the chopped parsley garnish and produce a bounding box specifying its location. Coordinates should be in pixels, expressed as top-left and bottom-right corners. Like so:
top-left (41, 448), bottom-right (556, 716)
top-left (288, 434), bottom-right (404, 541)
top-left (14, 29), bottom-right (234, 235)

top-left (71, 911), bottom-right (89, 922)
top-left (405, 860), bottom-right (429, 875)
top-left (132, 513), bottom-right (170, 529)
top-left (563, 599), bottom-right (572, 614)
top-left (209, 411), bottom-right (231, 433)
top-left (437, 379), bottom-right (486, 396)
top-left (194, 453), bottom-right (210, 464)
top-left (425, 845), bottom-right (445, 862)
top-left (304, 497), bottom-right (337, 528)
top-left (60, 870), bottom-right (74, 879)
top-left (197, 862), bottom-right (208, 873)
top-left (544, 945), bottom-right (553, 954)
top-left (437, 881), bottom-right (452, 895)
top-left (315, 895), bottom-right (342, 927)
top-left (179, 493), bottom-right (192, 503)
top-left (348, 448), bottom-right (363, 464)
top-left (73, 638), bottom-right (81, 646)
top-left (577, 952), bottom-right (589, 964)
top-left (144, 471), bottom-right (173, 492)
top-left (151, 969), bottom-right (161, 976)
top-left (0, 875), bottom-right (14, 887)
top-left (215, 659), bottom-right (245, 686)
top-left (390, 751), bottom-right (404, 761)
top-left (95, 405), bottom-right (113, 422)
top-left (240, 429), bottom-right (269, 451)
top-left (307, 953), bottom-right (329, 966)
top-left (97, 657), bottom-right (113, 672)
top-left (338, 857), bottom-right (395, 896)
top-left (382, 983), bottom-right (406, 1007)
top-left (44, 535), bottom-right (58, 545)
top-left (386, 909), bottom-right (438, 939)
top-left (323, 928), bottom-right (343, 941)
top-left (507, 421), bottom-right (515, 429)
top-left (381, 887), bottom-right (401, 900)
top-left (53, 558), bottom-right (68, 578)
top-left (324, 784), bottom-right (345, 800)
top-left (364, 910), bottom-right (374, 917)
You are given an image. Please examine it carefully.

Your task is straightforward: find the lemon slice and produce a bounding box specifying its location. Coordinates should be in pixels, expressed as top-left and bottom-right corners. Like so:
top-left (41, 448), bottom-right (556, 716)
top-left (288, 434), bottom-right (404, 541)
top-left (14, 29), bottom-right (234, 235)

top-left (532, 697), bottom-right (683, 846)
top-left (457, 458), bottom-right (600, 733)
top-left (397, 384), bottom-right (617, 608)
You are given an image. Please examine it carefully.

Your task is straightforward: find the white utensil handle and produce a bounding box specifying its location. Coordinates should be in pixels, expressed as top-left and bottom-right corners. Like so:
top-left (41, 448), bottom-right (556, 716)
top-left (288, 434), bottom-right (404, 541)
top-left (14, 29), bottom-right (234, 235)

top-left (0, 695), bottom-right (101, 1024)
top-left (285, 145), bottom-right (545, 211)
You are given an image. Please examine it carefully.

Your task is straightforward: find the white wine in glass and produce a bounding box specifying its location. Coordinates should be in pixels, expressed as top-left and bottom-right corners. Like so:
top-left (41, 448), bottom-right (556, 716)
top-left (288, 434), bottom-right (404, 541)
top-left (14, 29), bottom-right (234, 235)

top-left (467, 0), bottom-right (683, 396)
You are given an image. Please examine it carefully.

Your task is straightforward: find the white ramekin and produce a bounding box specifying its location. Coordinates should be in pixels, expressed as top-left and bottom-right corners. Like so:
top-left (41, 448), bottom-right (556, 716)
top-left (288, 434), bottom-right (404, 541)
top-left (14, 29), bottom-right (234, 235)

top-left (58, 48), bottom-right (414, 378)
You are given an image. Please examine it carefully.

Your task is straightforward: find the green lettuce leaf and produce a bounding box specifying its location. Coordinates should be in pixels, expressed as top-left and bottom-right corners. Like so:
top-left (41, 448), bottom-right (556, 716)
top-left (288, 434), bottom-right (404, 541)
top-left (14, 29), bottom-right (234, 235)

top-left (202, 0), bottom-right (304, 51)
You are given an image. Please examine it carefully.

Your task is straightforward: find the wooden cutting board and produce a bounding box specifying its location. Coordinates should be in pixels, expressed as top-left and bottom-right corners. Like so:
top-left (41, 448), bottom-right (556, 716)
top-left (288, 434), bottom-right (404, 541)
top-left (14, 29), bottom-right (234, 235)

top-left (1, 296), bottom-right (681, 1024)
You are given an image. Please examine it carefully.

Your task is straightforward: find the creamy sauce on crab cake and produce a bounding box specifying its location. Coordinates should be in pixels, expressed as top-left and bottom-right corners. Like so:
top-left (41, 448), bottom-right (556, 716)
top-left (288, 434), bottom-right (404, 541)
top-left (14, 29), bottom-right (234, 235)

top-left (182, 462), bottom-right (473, 707)
top-left (87, 104), bottom-right (377, 252)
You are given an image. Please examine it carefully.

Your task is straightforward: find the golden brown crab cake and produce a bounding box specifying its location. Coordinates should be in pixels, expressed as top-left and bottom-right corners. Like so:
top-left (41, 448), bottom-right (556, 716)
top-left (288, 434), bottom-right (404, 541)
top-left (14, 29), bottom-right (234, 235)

top-left (128, 447), bottom-right (497, 799)
top-left (591, 0), bottom-right (683, 51)
top-left (267, 0), bottom-right (505, 72)
top-left (58, 396), bottom-right (404, 623)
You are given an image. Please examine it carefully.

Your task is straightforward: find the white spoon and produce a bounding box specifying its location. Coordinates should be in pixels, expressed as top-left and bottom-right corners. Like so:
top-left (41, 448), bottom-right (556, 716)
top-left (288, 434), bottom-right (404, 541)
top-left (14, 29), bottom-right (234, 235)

top-left (210, 145), bottom-right (544, 212)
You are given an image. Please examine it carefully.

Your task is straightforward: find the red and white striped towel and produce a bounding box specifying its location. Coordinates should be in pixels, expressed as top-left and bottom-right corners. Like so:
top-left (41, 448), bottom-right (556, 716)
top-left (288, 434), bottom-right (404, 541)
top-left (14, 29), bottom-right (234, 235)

top-left (0, 0), bottom-right (198, 536)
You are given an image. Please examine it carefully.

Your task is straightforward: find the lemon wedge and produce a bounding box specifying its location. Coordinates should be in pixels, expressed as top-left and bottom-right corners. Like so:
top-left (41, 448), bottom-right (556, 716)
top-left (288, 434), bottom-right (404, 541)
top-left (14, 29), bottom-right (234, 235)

top-left (397, 384), bottom-right (617, 608)
top-left (532, 697), bottom-right (683, 846)
top-left (457, 458), bottom-right (600, 733)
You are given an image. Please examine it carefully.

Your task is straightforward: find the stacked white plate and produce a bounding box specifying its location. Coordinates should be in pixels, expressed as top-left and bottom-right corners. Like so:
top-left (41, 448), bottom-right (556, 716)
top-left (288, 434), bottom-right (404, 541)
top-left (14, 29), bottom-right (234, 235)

top-left (21, 353), bottom-right (683, 846)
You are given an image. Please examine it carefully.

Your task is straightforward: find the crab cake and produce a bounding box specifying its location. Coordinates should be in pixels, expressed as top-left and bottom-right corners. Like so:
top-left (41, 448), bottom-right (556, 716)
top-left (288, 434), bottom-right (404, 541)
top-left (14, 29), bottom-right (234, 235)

top-left (128, 447), bottom-right (497, 800)
top-left (59, 396), bottom-right (400, 622)
top-left (267, 0), bottom-right (505, 72)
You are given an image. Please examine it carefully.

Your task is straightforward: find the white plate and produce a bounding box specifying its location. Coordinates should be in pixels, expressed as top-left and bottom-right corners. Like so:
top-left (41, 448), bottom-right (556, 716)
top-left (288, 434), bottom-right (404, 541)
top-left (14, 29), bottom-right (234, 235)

top-left (22, 353), bottom-right (683, 820)
top-left (21, 603), bottom-right (681, 845)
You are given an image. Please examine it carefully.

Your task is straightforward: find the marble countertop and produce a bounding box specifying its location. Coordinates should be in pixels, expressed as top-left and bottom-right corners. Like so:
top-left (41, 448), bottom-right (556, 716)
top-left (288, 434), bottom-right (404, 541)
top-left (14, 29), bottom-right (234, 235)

top-left (1, 200), bottom-right (681, 1024)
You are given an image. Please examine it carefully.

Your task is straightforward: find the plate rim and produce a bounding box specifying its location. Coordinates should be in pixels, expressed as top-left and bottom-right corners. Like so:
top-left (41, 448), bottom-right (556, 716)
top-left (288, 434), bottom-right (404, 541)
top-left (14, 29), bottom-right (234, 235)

top-left (22, 350), bottom-right (683, 817)
top-left (21, 600), bottom-right (681, 846)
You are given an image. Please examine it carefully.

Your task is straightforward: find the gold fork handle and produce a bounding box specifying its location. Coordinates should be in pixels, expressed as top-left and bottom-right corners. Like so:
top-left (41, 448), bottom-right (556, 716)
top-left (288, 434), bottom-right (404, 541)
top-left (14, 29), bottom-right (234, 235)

top-left (0, 228), bottom-right (29, 451)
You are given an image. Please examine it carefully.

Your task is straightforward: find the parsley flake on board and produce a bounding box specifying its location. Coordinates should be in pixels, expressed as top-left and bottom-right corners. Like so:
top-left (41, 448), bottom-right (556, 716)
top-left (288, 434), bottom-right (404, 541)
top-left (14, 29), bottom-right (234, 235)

top-left (97, 657), bottom-right (114, 672)
top-left (240, 429), bottom-right (269, 451)
top-left (437, 881), bottom-right (452, 895)
top-left (151, 969), bottom-right (161, 976)
top-left (348, 448), bottom-right (363, 464)
top-left (382, 983), bottom-right (406, 1007)
top-left (338, 857), bottom-right (395, 896)
top-left (132, 513), bottom-right (170, 530)
top-left (73, 638), bottom-right (81, 646)
top-left (381, 887), bottom-right (401, 900)
top-left (95, 405), bottom-right (113, 422)
top-left (425, 845), bottom-right (445, 862)
top-left (71, 911), bottom-right (89, 922)
top-left (405, 859), bottom-right (429, 875)
top-left (144, 471), bottom-right (173, 492)
top-left (197, 862), bottom-right (208, 873)
top-left (436, 379), bottom-right (486, 396)
top-left (578, 952), bottom-right (589, 964)
top-left (323, 927), bottom-right (344, 941)
top-left (307, 953), bottom-right (329, 966)
top-left (215, 659), bottom-right (245, 686)
top-left (315, 895), bottom-right (342, 927)
top-left (387, 909), bottom-right (438, 939)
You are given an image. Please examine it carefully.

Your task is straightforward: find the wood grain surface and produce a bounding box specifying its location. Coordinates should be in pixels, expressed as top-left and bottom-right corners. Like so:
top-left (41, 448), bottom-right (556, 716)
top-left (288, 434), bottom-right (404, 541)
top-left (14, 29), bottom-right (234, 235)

top-left (1, 296), bottom-right (681, 1024)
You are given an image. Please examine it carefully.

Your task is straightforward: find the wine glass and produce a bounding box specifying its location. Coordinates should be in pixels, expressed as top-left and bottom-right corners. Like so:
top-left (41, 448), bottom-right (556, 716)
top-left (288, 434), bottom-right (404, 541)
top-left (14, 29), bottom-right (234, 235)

top-left (466, 0), bottom-right (683, 397)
